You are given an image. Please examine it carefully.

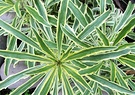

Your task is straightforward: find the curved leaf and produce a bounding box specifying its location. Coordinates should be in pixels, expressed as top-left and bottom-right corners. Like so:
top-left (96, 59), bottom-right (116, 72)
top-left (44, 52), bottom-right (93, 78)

top-left (114, 2), bottom-right (135, 32)
top-left (119, 56), bottom-right (135, 69)
top-left (68, 1), bottom-right (88, 27)
top-left (96, 28), bottom-right (109, 46)
top-left (25, 6), bottom-right (50, 27)
top-left (0, 50), bottom-right (50, 62)
top-left (61, 25), bottom-right (89, 48)
top-left (88, 75), bottom-right (135, 95)
top-left (32, 28), bottom-right (55, 58)
top-left (83, 49), bottom-right (131, 62)
top-left (0, 6), bottom-right (13, 16)
top-left (0, 65), bottom-right (43, 90)
top-left (33, 0), bottom-right (54, 41)
top-left (0, 19), bottom-right (41, 51)
top-left (14, 0), bottom-right (21, 17)
top-left (79, 63), bottom-right (102, 75)
top-left (63, 65), bottom-right (92, 92)
top-left (62, 73), bottom-right (74, 95)
top-left (65, 46), bottom-right (116, 61)
top-left (113, 17), bottom-right (135, 45)
top-left (10, 74), bottom-right (44, 95)
top-left (33, 69), bottom-right (56, 95)
top-left (78, 10), bottom-right (110, 40)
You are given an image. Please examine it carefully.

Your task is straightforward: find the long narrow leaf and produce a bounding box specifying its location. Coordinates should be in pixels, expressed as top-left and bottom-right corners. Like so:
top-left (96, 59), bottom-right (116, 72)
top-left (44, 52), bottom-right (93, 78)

top-left (113, 17), bottom-right (135, 45)
top-left (61, 25), bottom-right (89, 48)
top-left (0, 65), bottom-right (43, 90)
top-left (63, 65), bottom-right (92, 92)
top-left (10, 74), bottom-right (44, 95)
top-left (40, 69), bottom-right (56, 95)
top-left (48, 15), bottom-right (57, 27)
top-left (78, 10), bottom-right (110, 40)
top-left (71, 60), bottom-right (86, 68)
top-left (96, 28), bottom-right (109, 46)
top-left (0, 6), bottom-right (13, 16)
top-left (5, 36), bottom-right (16, 75)
top-left (88, 75), bottom-right (135, 95)
top-left (116, 70), bottom-right (129, 89)
top-left (110, 62), bottom-right (116, 82)
top-left (33, 0), bottom-right (54, 41)
top-left (57, 0), bottom-right (69, 58)
top-left (32, 71), bottom-right (51, 95)
top-left (65, 46), bottom-right (116, 61)
top-left (68, 1), bottom-right (88, 27)
top-left (25, 6), bottom-right (50, 27)
top-left (14, 0), bottom-right (21, 17)
top-left (79, 63), bottom-right (102, 75)
top-left (83, 49), bottom-right (131, 62)
top-left (0, 50), bottom-right (50, 62)
top-left (62, 73), bottom-right (74, 95)
top-left (119, 56), bottom-right (135, 69)
top-left (52, 76), bottom-right (58, 95)
top-left (32, 28), bottom-right (55, 58)
top-left (114, 2), bottom-right (135, 32)
top-left (0, 19), bottom-right (41, 51)
top-left (26, 64), bottom-right (55, 75)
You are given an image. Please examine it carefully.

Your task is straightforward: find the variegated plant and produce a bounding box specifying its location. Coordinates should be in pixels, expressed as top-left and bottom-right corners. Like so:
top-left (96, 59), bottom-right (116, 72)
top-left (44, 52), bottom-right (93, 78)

top-left (0, 0), bottom-right (135, 95)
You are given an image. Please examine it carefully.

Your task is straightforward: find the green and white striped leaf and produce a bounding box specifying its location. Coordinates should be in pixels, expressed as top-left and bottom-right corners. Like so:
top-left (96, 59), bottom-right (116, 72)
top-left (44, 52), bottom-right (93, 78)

top-left (87, 7), bottom-right (94, 20)
top-left (14, 0), bottom-right (21, 17)
top-left (5, 36), bottom-right (16, 75)
top-left (32, 71), bottom-right (51, 95)
top-left (99, 84), bottom-right (114, 95)
top-left (100, 0), bottom-right (106, 14)
top-left (79, 63), bottom-right (102, 75)
top-left (48, 15), bottom-right (57, 27)
top-left (0, 2), bottom-right (10, 7)
top-left (68, 1), bottom-right (88, 27)
top-left (63, 65), bottom-right (92, 91)
top-left (5, 16), bottom-right (24, 75)
top-left (61, 25), bottom-right (89, 48)
top-left (39, 69), bottom-right (56, 95)
top-left (0, 50), bottom-right (50, 62)
top-left (33, 0), bottom-right (54, 41)
top-left (25, 6), bottom-right (50, 27)
top-left (0, 5), bottom-right (13, 16)
top-left (113, 17), bottom-right (135, 45)
top-left (114, 2), bottom-right (135, 32)
top-left (32, 28), bottom-right (55, 58)
top-left (72, 79), bottom-right (86, 93)
top-left (33, 69), bottom-right (56, 95)
top-left (65, 46), bottom-right (116, 61)
top-left (119, 56), bottom-right (135, 69)
top-left (10, 74), bottom-right (44, 95)
top-left (110, 62), bottom-right (116, 82)
top-left (78, 10), bottom-right (110, 40)
top-left (116, 70), bottom-right (129, 89)
top-left (52, 76), bottom-right (58, 95)
top-left (71, 60), bottom-right (86, 68)
top-left (26, 64), bottom-right (55, 75)
top-left (62, 73), bottom-right (74, 95)
top-left (0, 65), bottom-right (43, 90)
top-left (96, 28), bottom-right (109, 46)
top-left (0, 19), bottom-right (41, 51)
top-left (117, 43), bottom-right (135, 50)
top-left (83, 49), bottom-right (131, 62)
top-left (56, 0), bottom-right (69, 58)
top-left (88, 74), bottom-right (135, 95)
